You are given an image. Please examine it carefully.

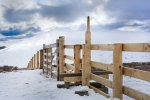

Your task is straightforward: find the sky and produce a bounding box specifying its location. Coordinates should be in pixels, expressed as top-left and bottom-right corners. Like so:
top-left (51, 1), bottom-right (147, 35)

top-left (0, 0), bottom-right (150, 67)
top-left (0, 0), bottom-right (150, 47)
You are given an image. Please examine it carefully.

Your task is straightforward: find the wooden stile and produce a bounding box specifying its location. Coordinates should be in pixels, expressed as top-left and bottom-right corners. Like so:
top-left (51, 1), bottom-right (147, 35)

top-left (26, 16), bottom-right (150, 100)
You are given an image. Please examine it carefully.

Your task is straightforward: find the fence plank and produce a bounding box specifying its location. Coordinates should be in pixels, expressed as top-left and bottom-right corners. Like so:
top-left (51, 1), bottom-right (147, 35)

top-left (90, 73), bottom-right (113, 88)
top-left (123, 43), bottom-right (150, 52)
top-left (64, 55), bottom-right (74, 61)
top-left (91, 44), bottom-right (114, 51)
top-left (50, 43), bottom-right (57, 48)
top-left (91, 61), bottom-right (113, 72)
top-left (64, 76), bottom-right (82, 82)
top-left (65, 63), bottom-right (75, 70)
top-left (64, 45), bottom-right (74, 49)
top-left (123, 67), bottom-right (150, 82)
top-left (89, 85), bottom-right (110, 98)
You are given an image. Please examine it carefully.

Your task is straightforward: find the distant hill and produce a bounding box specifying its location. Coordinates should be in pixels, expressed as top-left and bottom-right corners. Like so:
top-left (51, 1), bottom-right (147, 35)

top-left (0, 46), bottom-right (6, 50)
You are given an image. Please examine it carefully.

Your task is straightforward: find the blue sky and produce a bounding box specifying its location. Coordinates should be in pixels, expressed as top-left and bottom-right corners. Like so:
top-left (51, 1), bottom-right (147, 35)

top-left (0, 0), bottom-right (150, 46)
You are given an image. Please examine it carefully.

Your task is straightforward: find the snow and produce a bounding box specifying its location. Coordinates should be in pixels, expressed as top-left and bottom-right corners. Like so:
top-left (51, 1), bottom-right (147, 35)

top-left (0, 70), bottom-right (149, 100)
top-left (0, 70), bottom-right (108, 100)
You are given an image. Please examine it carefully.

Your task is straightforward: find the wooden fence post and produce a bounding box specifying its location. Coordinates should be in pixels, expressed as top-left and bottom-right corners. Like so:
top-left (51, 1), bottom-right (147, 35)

top-left (113, 44), bottom-right (123, 100)
top-left (48, 47), bottom-right (52, 75)
top-left (59, 36), bottom-right (65, 75)
top-left (34, 54), bottom-right (36, 69)
top-left (35, 53), bottom-right (37, 69)
top-left (32, 57), bottom-right (33, 69)
top-left (46, 48), bottom-right (48, 74)
top-left (37, 51), bottom-right (39, 69)
top-left (56, 39), bottom-right (60, 81)
top-left (84, 16), bottom-right (91, 86)
top-left (74, 45), bottom-right (81, 73)
top-left (43, 44), bottom-right (45, 73)
top-left (30, 60), bottom-right (32, 69)
top-left (40, 49), bottom-right (44, 69)
top-left (82, 44), bottom-right (86, 85)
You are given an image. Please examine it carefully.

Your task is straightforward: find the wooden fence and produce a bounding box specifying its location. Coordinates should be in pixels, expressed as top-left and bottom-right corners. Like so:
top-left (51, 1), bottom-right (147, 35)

top-left (27, 51), bottom-right (41, 69)
top-left (42, 40), bottom-right (59, 79)
top-left (27, 16), bottom-right (150, 100)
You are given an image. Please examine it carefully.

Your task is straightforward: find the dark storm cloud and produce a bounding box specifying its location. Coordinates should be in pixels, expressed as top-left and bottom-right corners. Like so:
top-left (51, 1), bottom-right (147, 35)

top-left (38, 0), bottom-right (104, 22)
top-left (39, 4), bottom-right (86, 22)
top-left (2, 0), bottom-right (103, 23)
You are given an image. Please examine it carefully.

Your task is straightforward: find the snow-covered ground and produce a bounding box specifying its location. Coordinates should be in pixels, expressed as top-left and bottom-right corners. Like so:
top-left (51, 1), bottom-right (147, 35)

top-left (0, 70), bottom-right (108, 100)
top-left (0, 69), bottom-right (149, 100)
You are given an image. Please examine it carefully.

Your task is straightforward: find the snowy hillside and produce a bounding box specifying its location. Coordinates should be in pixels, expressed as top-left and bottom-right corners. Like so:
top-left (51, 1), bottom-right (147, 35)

top-left (0, 29), bottom-right (150, 68)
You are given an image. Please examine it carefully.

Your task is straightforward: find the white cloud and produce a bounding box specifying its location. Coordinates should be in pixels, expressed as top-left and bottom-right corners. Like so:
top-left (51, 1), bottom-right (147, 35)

top-left (1, 0), bottom-right (39, 10)
top-left (118, 19), bottom-right (150, 32)
top-left (90, 6), bottom-right (116, 25)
